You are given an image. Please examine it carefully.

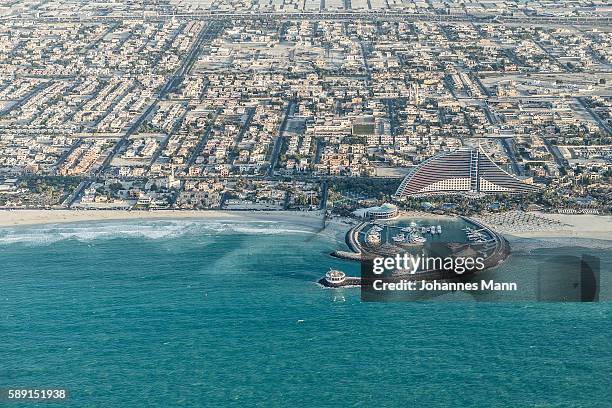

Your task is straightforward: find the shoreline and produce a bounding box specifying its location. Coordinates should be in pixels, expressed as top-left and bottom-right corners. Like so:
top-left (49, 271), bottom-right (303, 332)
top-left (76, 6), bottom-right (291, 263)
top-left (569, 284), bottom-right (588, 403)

top-left (506, 230), bottom-right (611, 241)
top-left (0, 209), bottom-right (356, 247)
top-left (0, 209), bottom-right (609, 242)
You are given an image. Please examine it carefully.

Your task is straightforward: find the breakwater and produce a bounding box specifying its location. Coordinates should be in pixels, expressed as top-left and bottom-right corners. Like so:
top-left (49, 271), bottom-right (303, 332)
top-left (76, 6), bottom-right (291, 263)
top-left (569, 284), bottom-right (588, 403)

top-left (323, 215), bottom-right (511, 288)
top-left (330, 250), bottom-right (362, 261)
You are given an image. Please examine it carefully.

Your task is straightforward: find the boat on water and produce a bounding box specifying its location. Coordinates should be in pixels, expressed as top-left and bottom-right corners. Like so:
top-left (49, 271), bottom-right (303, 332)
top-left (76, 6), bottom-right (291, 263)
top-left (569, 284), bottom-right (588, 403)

top-left (367, 231), bottom-right (381, 245)
top-left (408, 234), bottom-right (427, 244)
top-left (392, 233), bottom-right (405, 243)
top-left (410, 221), bottom-right (418, 228)
top-left (465, 227), bottom-right (488, 243)
top-left (436, 225), bottom-right (442, 234)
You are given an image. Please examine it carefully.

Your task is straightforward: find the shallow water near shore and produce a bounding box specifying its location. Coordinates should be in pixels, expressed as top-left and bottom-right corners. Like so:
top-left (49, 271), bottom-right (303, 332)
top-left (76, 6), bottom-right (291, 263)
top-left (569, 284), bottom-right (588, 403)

top-left (1, 220), bottom-right (611, 407)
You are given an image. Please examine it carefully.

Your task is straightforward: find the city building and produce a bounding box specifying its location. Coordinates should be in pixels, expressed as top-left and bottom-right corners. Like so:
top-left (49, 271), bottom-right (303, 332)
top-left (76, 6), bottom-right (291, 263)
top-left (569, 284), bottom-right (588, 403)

top-left (394, 147), bottom-right (541, 197)
top-left (365, 203), bottom-right (399, 219)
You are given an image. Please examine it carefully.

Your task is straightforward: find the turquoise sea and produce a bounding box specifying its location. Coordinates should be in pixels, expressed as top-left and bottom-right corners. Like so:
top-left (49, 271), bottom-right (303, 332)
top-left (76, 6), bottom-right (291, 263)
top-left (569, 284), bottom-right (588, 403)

top-left (1, 219), bottom-right (611, 407)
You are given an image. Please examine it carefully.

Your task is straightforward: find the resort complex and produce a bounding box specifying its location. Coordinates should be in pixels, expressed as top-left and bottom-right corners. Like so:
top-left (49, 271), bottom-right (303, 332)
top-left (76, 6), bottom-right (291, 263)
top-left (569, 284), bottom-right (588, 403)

top-left (0, 0), bottom-right (609, 215)
top-left (1, 1), bottom-right (611, 407)
top-left (394, 147), bottom-right (542, 198)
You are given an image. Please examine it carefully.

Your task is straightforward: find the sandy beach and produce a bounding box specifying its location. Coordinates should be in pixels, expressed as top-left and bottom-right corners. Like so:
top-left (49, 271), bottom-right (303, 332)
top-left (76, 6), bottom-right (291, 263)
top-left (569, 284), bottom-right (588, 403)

top-left (0, 209), bottom-right (242, 227)
top-left (474, 211), bottom-right (611, 241)
top-left (0, 209), bottom-right (609, 241)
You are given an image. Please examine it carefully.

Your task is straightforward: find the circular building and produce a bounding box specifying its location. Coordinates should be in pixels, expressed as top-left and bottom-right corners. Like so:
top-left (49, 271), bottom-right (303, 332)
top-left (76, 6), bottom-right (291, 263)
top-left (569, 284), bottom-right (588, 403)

top-left (325, 269), bottom-right (347, 284)
top-left (366, 203), bottom-right (399, 219)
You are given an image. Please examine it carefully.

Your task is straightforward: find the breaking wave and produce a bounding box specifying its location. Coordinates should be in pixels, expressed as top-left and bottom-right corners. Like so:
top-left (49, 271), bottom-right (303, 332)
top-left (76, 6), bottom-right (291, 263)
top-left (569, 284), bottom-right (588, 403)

top-left (0, 219), bottom-right (316, 246)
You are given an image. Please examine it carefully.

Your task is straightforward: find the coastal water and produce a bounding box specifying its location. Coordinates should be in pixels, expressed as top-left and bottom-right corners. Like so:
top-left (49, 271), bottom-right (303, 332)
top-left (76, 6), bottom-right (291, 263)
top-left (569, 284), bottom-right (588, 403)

top-left (1, 219), bottom-right (611, 407)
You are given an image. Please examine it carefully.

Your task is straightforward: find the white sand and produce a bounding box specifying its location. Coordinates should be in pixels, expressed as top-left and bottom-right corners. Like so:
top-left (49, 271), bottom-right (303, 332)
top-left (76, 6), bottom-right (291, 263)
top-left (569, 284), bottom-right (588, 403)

top-left (476, 211), bottom-right (611, 241)
top-left (0, 209), bottom-right (608, 242)
top-left (515, 213), bottom-right (611, 240)
top-left (0, 209), bottom-right (240, 227)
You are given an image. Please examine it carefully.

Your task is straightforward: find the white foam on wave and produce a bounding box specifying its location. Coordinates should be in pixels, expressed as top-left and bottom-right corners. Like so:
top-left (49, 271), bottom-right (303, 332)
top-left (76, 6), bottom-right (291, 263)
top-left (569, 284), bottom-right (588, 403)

top-left (0, 219), bottom-right (315, 246)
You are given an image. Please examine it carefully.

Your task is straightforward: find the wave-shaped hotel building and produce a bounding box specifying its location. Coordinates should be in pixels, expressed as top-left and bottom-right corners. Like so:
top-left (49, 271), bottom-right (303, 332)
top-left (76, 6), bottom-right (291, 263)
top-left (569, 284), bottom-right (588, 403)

top-left (394, 147), bottom-right (540, 197)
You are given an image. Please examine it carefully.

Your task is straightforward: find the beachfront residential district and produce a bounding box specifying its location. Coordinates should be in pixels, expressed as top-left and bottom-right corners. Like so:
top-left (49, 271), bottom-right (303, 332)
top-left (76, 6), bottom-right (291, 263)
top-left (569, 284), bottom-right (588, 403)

top-left (0, 0), bottom-right (610, 220)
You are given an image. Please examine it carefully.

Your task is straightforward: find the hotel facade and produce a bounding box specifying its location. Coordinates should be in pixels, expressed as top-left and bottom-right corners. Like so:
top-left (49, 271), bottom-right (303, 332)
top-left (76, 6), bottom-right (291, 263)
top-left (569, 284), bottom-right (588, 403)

top-left (394, 148), bottom-right (541, 197)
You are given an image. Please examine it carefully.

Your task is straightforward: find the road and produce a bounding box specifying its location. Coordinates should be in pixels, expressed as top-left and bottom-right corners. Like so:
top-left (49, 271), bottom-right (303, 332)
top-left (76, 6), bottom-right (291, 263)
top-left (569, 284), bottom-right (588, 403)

top-left (576, 97), bottom-right (612, 136)
top-left (533, 39), bottom-right (570, 72)
top-left (319, 180), bottom-right (328, 211)
top-left (151, 105), bottom-right (189, 164)
top-left (267, 100), bottom-right (295, 176)
top-left (385, 99), bottom-right (399, 135)
top-left (186, 109), bottom-right (220, 166)
top-left (359, 41), bottom-right (372, 83)
top-left (101, 21), bottom-right (221, 173)
top-left (470, 74), bottom-right (492, 98)
top-left (91, 83), bottom-right (135, 128)
top-left (68, 22), bottom-right (222, 207)
top-left (543, 137), bottom-right (568, 176)
top-left (54, 139), bottom-right (82, 173)
top-left (237, 107), bottom-right (256, 141)
top-left (9, 11), bottom-right (609, 26)
top-left (443, 76), bottom-right (458, 99)
top-left (500, 138), bottom-right (523, 176)
top-left (0, 82), bottom-right (50, 117)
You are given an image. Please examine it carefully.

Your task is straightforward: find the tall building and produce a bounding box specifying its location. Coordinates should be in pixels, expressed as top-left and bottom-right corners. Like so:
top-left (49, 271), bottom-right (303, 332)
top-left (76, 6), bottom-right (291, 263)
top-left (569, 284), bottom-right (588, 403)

top-left (394, 147), bottom-right (540, 197)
